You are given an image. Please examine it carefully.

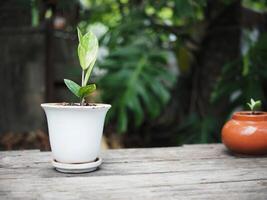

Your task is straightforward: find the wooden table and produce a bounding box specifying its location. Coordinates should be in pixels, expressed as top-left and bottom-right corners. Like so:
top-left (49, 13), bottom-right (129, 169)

top-left (1, 144), bottom-right (267, 200)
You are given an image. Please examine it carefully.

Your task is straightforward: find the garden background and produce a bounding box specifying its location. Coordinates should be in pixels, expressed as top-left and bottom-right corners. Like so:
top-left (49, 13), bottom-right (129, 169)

top-left (0, 0), bottom-right (267, 150)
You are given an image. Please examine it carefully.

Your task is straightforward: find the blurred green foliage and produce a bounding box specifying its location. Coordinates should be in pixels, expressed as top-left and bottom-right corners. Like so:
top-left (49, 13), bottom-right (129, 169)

top-left (25, 0), bottom-right (267, 145)
top-left (99, 38), bottom-right (175, 133)
top-left (212, 32), bottom-right (267, 113)
top-left (81, 0), bottom-right (207, 134)
top-left (243, 0), bottom-right (267, 11)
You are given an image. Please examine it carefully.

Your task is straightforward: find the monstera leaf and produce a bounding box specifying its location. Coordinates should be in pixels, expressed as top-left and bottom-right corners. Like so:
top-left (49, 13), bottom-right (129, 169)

top-left (98, 39), bottom-right (176, 133)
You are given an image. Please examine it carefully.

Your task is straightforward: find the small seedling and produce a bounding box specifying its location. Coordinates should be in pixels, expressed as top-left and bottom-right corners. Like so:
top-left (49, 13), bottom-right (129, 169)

top-left (64, 27), bottom-right (98, 106)
top-left (247, 98), bottom-right (261, 114)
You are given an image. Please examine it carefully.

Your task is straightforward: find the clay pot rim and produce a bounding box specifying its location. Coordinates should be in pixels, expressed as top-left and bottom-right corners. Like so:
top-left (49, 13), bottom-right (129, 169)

top-left (232, 111), bottom-right (267, 121)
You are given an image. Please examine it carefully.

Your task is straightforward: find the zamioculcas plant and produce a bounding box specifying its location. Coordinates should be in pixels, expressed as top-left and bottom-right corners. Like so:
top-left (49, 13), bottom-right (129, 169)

top-left (247, 98), bottom-right (262, 114)
top-left (64, 27), bottom-right (98, 106)
top-left (41, 28), bottom-right (111, 173)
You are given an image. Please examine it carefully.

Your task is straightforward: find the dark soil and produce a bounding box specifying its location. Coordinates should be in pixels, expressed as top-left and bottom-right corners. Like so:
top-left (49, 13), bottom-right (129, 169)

top-left (239, 111), bottom-right (265, 115)
top-left (58, 102), bottom-right (97, 106)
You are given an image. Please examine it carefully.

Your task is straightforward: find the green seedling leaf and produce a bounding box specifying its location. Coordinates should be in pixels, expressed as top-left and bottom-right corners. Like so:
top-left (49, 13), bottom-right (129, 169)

top-left (254, 100), bottom-right (262, 110)
top-left (247, 98), bottom-right (262, 111)
top-left (78, 84), bottom-right (96, 98)
top-left (247, 102), bottom-right (253, 110)
top-left (78, 30), bottom-right (98, 70)
top-left (64, 79), bottom-right (81, 98)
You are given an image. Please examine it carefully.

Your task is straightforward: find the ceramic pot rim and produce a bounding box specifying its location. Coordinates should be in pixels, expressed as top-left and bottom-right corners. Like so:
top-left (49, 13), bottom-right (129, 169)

top-left (232, 111), bottom-right (267, 121)
top-left (41, 103), bottom-right (111, 110)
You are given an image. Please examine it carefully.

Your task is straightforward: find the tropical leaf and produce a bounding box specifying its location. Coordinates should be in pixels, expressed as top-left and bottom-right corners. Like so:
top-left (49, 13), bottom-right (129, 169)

top-left (98, 39), bottom-right (176, 133)
top-left (84, 58), bottom-right (96, 85)
top-left (78, 84), bottom-right (96, 98)
top-left (64, 79), bottom-right (81, 98)
top-left (77, 27), bottom-right (83, 43)
top-left (78, 30), bottom-right (98, 70)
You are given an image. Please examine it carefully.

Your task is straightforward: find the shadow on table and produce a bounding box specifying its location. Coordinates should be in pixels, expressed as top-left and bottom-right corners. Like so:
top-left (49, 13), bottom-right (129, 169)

top-left (223, 148), bottom-right (267, 158)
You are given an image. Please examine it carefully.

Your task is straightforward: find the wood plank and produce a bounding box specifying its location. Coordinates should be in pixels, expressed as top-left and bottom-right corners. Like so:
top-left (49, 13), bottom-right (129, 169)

top-left (0, 174), bottom-right (267, 200)
top-left (1, 144), bottom-right (267, 200)
top-left (0, 144), bottom-right (241, 164)
top-left (1, 144), bottom-right (267, 179)
top-left (1, 155), bottom-right (267, 179)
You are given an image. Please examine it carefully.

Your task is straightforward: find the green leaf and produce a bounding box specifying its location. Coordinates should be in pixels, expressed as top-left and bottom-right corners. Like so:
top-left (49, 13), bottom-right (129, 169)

top-left (117, 108), bottom-right (128, 133)
top-left (98, 40), bottom-right (176, 134)
top-left (78, 30), bottom-right (98, 70)
top-left (254, 100), bottom-right (262, 111)
top-left (247, 98), bottom-right (262, 111)
top-left (78, 84), bottom-right (96, 98)
top-left (127, 93), bottom-right (144, 127)
top-left (174, 0), bottom-right (194, 18)
top-left (77, 27), bottom-right (83, 43)
top-left (64, 79), bottom-right (81, 98)
top-left (78, 45), bottom-right (87, 70)
top-left (247, 102), bottom-right (253, 110)
top-left (84, 58), bottom-right (96, 85)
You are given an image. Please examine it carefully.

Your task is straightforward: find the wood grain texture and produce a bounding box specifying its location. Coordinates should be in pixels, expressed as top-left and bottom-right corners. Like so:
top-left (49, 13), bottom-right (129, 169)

top-left (1, 144), bottom-right (267, 200)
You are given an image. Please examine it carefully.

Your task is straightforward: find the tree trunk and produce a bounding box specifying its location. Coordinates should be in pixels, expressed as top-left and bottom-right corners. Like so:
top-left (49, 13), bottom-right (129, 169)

top-left (192, 0), bottom-right (241, 117)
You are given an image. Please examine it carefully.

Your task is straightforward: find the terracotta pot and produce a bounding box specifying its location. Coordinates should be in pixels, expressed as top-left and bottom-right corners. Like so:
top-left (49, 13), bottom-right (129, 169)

top-left (222, 111), bottom-right (267, 155)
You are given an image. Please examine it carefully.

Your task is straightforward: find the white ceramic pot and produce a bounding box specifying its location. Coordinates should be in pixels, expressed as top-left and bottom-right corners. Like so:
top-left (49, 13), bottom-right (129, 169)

top-left (41, 103), bottom-right (111, 164)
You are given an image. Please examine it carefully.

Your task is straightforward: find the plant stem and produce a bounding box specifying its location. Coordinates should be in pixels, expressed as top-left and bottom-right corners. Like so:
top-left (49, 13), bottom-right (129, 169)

top-left (80, 98), bottom-right (85, 106)
top-left (80, 70), bottom-right (85, 106)
top-left (81, 70), bottom-right (85, 86)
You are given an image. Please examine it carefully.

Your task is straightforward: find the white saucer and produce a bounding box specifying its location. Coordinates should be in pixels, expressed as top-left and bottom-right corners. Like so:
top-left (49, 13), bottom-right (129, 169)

top-left (52, 157), bottom-right (102, 173)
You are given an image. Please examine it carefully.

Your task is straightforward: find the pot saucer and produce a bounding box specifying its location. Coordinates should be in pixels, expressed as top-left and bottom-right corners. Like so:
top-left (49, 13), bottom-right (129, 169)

top-left (52, 157), bottom-right (102, 173)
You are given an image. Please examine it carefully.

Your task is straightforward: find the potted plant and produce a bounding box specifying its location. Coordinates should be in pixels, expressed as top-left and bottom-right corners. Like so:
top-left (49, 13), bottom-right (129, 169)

top-left (41, 28), bottom-right (111, 173)
top-left (222, 98), bottom-right (267, 155)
